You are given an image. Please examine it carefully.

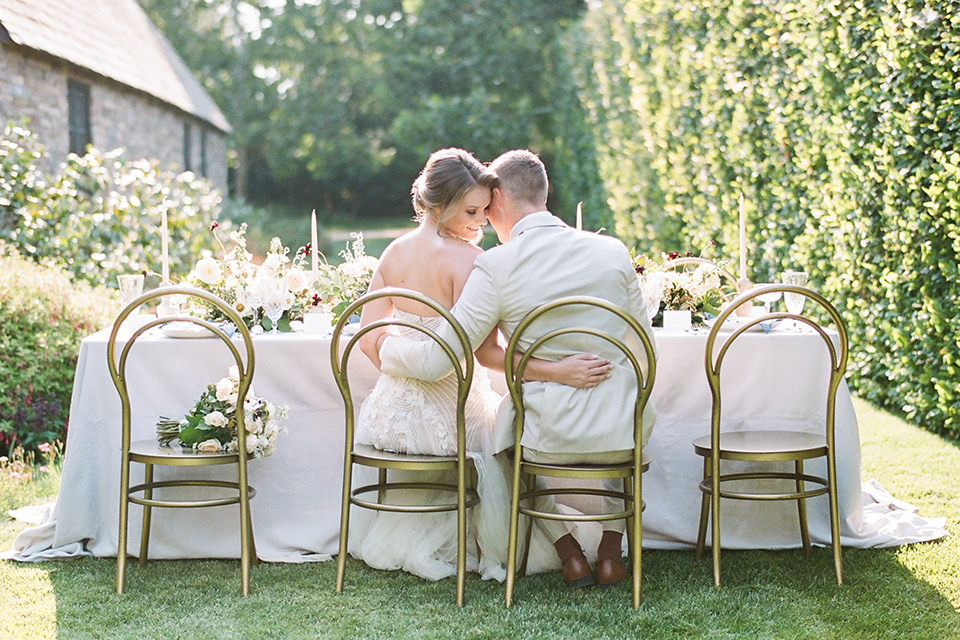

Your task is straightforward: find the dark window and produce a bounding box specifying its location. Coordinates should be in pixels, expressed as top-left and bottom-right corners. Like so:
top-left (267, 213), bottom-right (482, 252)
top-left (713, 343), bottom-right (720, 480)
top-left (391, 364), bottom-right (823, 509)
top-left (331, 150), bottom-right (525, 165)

top-left (199, 128), bottom-right (208, 177)
top-left (183, 122), bottom-right (192, 171)
top-left (67, 79), bottom-right (91, 155)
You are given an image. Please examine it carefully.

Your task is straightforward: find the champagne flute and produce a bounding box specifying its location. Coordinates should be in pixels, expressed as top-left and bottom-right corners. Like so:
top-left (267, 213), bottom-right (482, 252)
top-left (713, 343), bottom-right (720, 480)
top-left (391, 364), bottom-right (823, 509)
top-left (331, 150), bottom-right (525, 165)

top-left (641, 272), bottom-right (664, 325)
top-left (781, 271), bottom-right (808, 329)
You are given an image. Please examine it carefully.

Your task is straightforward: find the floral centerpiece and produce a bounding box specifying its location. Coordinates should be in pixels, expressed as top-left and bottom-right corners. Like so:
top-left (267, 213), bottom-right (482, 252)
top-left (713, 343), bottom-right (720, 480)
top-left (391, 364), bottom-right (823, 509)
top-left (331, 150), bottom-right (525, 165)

top-left (312, 233), bottom-right (379, 325)
top-left (156, 366), bottom-right (287, 458)
top-left (184, 223), bottom-right (313, 331)
top-left (633, 251), bottom-right (729, 326)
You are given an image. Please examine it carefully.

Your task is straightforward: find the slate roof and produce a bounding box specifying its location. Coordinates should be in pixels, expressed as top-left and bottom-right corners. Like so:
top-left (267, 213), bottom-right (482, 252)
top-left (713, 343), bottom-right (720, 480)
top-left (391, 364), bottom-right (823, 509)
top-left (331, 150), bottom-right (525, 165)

top-left (0, 0), bottom-right (230, 133)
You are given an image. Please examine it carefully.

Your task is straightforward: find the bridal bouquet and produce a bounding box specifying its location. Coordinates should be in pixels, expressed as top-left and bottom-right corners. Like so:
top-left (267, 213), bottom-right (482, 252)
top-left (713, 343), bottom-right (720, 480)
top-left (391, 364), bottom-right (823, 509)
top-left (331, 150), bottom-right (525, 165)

top-left (312, 233), bottom-right (379, 325)
top-left (633, 251), bottom-right (727, 326)
top-left (185, 223), bottom-right (313, 330)
top-left (156, 366), bottom-right (287, 458)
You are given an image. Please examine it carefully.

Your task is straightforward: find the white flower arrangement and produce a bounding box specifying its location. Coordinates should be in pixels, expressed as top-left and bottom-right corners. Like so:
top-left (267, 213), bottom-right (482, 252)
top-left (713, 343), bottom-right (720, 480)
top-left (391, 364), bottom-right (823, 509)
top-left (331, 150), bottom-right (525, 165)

top-left (156, 366), bottom-right (288, 458)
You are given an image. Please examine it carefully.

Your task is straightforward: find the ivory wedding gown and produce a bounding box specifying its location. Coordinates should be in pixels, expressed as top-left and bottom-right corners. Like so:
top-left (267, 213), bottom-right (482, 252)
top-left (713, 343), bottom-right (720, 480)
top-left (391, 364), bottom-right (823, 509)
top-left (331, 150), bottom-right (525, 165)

top-left (350, 310), bottom-right (562, 582)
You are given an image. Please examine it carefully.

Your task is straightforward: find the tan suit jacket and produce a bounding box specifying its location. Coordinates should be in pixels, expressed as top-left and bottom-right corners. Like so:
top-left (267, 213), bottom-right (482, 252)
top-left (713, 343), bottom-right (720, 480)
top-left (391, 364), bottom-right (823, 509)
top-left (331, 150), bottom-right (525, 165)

top-left (379, 212), bottom-right (657, 455)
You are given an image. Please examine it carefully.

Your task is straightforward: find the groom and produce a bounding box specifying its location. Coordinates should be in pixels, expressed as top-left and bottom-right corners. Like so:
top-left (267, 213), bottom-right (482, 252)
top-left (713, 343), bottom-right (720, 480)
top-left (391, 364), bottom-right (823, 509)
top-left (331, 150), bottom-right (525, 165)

top-left (374, 149), bottom-right (657, 587)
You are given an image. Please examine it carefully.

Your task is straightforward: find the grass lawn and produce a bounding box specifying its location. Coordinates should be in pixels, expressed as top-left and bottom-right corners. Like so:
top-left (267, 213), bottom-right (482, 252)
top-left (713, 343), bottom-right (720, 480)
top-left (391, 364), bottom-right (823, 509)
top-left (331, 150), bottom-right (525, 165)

top-left (2, 397), bottom-right (959, 639)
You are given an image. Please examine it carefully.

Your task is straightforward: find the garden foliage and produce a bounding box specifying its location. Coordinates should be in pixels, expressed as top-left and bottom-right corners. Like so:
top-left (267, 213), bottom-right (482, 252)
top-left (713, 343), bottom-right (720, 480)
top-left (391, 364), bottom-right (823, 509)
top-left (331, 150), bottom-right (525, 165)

top-left (576, 0), bottom-right (960, 434)
top-left (0, 124), bottom-right (225, 289)
top-left (0, 245), bottom-right (119, 454)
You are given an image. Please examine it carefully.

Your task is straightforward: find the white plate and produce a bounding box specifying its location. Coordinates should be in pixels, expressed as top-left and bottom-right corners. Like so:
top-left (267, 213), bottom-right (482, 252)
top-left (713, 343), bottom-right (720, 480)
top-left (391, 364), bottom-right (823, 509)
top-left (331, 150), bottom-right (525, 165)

top-left (160, 322), bottom-right (216, 339)
top-left (704, 317), bottom-right (781, 334)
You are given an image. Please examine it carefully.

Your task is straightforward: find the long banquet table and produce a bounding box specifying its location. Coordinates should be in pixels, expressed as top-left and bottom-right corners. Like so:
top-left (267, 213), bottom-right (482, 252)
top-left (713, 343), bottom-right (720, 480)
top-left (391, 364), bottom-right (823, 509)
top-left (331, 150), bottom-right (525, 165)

top-left (6, 321), bottom-right (945, 562)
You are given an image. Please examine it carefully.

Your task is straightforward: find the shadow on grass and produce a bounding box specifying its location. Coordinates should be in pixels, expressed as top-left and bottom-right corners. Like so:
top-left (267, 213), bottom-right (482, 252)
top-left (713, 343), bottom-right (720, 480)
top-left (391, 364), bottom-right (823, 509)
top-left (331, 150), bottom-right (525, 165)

top-left (16, 545), bottom-right (956, 639)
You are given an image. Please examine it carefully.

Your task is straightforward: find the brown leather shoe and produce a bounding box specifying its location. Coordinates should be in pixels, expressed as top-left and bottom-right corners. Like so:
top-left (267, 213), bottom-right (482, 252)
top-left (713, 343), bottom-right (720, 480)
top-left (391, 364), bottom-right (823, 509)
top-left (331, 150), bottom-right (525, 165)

top-left (554, 533), bottom-right (595, 588)
top-left (562, 551), bottom-right (596, 588)
top-left (596, 556), bottom-right (627, 589)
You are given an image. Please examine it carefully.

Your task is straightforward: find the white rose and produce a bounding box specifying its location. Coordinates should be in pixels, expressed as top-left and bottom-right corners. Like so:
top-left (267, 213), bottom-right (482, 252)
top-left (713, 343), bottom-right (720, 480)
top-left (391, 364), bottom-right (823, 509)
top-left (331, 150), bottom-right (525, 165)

top-left (204, 410), bottom-right (228, 428)
top-left (196, 439), bottom-right (223, 454)
top-left (228, 365), bottom-right (240, 382)
top-left (264, 420), bottom-right (279, 438)
top-left (194, 257), bottom-right (221, 284)
top-left (246, 433), bottom-right (259, 454)
top-left (338, 262), bottom-right (365, 278)
top-left (215, 378), bottom-right (234, 402)
top-left (258, 264), bottom-right (278, 279)
top-left (285, 267), bottom-right (309, 292)
top-left (358, 256), bottom-right (379, 272)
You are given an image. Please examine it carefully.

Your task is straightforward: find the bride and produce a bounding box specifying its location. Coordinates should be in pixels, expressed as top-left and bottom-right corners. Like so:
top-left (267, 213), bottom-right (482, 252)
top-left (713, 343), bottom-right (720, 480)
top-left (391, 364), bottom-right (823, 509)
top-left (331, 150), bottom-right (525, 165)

top-left (351, 148), bottom-right (611, 582)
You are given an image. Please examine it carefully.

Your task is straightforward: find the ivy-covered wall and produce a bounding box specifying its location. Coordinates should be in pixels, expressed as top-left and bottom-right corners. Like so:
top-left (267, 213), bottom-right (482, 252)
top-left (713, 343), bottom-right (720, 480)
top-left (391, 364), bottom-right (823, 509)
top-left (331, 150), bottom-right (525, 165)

top-left (574, 0), bottom-right (960, 433)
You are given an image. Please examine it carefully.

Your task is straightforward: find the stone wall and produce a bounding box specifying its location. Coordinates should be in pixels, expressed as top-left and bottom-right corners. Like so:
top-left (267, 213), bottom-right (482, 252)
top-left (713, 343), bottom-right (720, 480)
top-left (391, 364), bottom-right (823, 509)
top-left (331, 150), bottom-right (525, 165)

top-left (0, 46), bottom-right (228, 192)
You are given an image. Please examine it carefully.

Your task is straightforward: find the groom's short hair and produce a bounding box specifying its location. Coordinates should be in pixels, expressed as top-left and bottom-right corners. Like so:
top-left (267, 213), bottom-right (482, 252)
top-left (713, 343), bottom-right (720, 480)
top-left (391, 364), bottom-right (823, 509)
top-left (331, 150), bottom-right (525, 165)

top-left (490, 149), bottom-right (548, 209)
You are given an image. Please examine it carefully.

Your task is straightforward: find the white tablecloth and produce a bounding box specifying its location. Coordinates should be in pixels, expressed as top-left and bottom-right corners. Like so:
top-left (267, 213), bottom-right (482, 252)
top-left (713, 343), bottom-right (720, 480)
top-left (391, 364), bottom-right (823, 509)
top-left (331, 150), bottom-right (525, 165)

top-left (5, 325), bottom-right (946, 562)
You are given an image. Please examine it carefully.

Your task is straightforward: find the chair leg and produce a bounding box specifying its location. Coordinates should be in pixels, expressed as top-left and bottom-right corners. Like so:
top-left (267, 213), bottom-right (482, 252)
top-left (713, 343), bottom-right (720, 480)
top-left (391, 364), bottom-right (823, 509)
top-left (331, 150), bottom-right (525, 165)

top-left (827, 453), bottom-right (843, 585)
top-left (138, 463), bottom-right (154, 567)
top-left (335, 458), bottom-right (354, 594)
top-left (237, 458), bottom-right (253, 597)
top-left (624, 475), bottom-right (635, 560)
top-left (710, 456), bottom-right (721, 587)
top-left (117, 457), bottom-right (131, 594)
top-left (632, 470), bottom-right (642, 609)
top-left (505, 456), bottom-right (524, 607)
top-left (695, 457), bottom-right (710, 562)
top-left (518, 472), bottom-right (535, 577)
top-left (795, 459), bottom-right (811, 556)
top-left (456, 461), bottom-right (467, 607)
top-left (377, 468), bottom-right (387, 505)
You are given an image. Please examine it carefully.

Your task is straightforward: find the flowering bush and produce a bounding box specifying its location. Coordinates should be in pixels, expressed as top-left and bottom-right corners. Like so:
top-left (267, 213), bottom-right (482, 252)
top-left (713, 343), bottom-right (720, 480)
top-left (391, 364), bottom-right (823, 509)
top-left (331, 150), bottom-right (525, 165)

top-left (634, 252), bottom-right (728, 326)
top-left (313, 233), bottom-right (379, 324)
top-left (184, 223), bottom-right (313, 331)
top-left (156, 366), bottom-right (287, 458)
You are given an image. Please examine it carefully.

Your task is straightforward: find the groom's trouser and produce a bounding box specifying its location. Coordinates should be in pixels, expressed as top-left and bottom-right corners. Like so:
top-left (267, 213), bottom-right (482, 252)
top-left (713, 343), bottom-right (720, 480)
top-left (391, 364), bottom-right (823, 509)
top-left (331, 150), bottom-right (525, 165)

top-left (523, 448), bottom-right (633, 543)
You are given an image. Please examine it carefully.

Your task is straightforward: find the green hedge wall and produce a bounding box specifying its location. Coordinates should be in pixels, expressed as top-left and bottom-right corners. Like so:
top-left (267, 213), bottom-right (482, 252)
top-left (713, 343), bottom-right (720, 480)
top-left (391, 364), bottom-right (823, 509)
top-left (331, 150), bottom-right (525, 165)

top-left (575, 0), bottom-right (960, 433)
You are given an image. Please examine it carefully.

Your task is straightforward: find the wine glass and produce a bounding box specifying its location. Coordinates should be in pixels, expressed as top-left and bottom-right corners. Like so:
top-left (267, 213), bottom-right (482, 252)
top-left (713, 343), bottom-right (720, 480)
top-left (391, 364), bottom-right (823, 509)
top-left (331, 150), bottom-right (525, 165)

top-left (781, 271), bottom-right (809, 328)
top-left (641, 272), bottom-right (664, 325)
top-left (262, 278), bottom-right (288, 334)
top-left (754, 285), bottom-right (782, 315)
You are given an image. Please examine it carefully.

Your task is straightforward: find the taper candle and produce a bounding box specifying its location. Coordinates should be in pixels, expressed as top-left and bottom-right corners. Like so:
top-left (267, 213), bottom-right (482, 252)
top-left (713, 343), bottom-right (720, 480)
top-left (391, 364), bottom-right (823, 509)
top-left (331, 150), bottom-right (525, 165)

top-left (738, 192), bottom-right (746, 281)
top-left (310, 209), bottom-right (319, 275)
top-left (576, 201), bottom-right (582, 231)
top-left (161, 203), bottom-right (170, 285)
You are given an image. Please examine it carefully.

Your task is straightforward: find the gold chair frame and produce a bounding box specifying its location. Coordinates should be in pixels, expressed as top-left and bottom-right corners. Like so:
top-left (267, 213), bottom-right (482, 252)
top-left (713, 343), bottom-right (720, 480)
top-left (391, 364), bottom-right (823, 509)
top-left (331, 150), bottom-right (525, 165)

top-left (693, 283), bottom-right (848, 586)
top-left (504, 296), bottom-right (656, 609)
top-left (331, 287), bottom-right (480, 606)
top-left (107, 286), bottom-right (258, 595)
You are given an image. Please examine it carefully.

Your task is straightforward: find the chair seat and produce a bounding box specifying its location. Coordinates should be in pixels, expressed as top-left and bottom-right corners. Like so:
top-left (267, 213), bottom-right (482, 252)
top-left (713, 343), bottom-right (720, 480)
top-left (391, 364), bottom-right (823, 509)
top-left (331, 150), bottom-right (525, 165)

top-left (129, 439), bottom-right (245, 466)
top-left (692, 430), bottom-right (827, 460)
top-left (352, 442), bottom-right (467, 470)
top-left (521, 452), bottom-right (652, 478)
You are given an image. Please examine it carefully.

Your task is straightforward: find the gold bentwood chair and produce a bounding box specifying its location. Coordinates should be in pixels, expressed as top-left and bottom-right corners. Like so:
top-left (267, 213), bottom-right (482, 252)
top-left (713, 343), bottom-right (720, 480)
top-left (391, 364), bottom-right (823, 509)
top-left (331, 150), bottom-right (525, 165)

top-left (692, 283), bottom-right (849, 586)
top-left (331, 287), bottom-right (480, 607)
top-left (108, 286), bottom-right (257, 595)
top-left (504, 296), bottom-right (656, 609)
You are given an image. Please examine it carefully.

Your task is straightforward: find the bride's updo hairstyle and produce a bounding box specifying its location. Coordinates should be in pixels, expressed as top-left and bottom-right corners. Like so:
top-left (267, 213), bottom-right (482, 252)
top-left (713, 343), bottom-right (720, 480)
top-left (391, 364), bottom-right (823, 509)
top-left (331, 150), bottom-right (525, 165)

top-left (411, 148), bottom-right (498, 242)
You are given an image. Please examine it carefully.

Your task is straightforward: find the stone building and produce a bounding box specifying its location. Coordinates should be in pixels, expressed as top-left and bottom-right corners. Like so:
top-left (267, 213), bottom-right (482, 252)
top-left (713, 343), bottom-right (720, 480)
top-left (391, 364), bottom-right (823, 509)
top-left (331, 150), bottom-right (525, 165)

top-left (0, 0), bottom-right (230, 192)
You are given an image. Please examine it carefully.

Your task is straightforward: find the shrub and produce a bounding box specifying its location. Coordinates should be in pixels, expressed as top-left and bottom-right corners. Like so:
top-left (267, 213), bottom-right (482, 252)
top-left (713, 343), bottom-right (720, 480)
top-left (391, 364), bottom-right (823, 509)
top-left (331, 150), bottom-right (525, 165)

top-left (577, 0), bottom-right (960, 435)
top-left (0, 244), bottom-right (119, 454)
top-left (1, 123), bottom-right (227, 289)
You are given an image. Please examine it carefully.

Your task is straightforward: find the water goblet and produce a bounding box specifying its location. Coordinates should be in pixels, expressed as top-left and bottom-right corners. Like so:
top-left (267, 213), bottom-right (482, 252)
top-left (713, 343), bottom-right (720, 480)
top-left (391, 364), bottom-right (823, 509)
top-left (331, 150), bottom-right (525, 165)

top-left (781, 270), bottom-right (809, 329)
top-left (262, 278), bottom-right (288, 334)
top-left (641, 272), bottom-right (664, 325)
top-left (117, 274), bottom-right (144, 312)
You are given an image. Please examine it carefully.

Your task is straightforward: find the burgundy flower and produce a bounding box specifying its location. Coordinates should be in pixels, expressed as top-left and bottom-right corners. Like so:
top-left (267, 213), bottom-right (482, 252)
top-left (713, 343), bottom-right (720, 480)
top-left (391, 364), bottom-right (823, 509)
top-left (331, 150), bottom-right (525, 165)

top-left (667, 251), bottom-right (680, 260)
top-left (635, 264), bottom-right (646, 275)
top-left (209, 222), bottom-right (219, 230)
